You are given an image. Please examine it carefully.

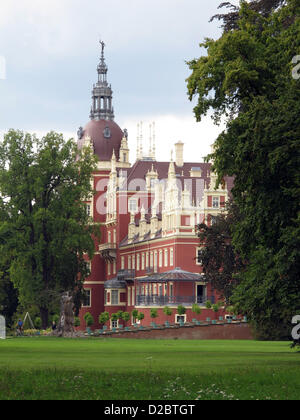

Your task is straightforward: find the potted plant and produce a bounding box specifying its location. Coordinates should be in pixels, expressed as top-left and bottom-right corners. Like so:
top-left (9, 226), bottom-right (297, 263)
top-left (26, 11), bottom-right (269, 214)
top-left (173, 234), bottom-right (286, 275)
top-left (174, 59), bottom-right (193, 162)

top-left (177, 305), bottom-right (186, 325)
top-left (99, 311), bottom-right (110, 327)
top-left (131, 309), bottom-right (139, 324)
top-left (83, 312), bottom-right (94, 334)
top-left (163, 306), bottom-right (173, 327)
top-left (150, 308), bottom-right (158, 327)
top-left (191, 304), bottom-right (201, 325)
top-left (122, 311), bottom-right (130, 326)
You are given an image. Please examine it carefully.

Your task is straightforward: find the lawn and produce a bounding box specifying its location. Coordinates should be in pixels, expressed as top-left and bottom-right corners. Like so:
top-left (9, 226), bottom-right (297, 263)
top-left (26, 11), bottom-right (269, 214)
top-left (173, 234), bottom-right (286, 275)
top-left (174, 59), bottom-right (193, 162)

top-left (0, 337), bottom-right (299, 400)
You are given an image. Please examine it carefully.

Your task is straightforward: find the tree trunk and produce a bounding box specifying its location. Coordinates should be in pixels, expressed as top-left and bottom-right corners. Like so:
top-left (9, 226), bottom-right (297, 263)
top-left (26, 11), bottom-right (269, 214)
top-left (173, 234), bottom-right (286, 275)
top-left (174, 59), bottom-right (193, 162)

top-left (40, 307), bottom-right (49, 330)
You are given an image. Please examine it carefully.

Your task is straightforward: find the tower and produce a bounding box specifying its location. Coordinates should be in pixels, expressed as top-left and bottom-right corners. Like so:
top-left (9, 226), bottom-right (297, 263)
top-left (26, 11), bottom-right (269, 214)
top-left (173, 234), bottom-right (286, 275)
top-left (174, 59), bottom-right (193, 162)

top-left (90, 41), bottom-right (114, 121)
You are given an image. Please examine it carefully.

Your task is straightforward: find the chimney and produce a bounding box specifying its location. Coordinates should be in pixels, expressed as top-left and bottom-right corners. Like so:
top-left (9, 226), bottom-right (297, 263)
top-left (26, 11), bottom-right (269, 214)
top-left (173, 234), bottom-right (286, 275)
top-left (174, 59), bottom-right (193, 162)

top-left (175, 141), bottom-right (184, 167)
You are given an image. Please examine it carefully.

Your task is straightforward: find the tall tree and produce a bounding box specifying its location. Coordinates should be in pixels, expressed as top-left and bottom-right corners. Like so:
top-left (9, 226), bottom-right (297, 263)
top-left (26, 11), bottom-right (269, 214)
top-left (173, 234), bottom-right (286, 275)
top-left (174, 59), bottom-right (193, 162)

top-left (0, 130), bottom-right (99, 328)
top-left (197, 203), bottom-right (245, 303)
top-left (187, 0), bottom-right (300, 338)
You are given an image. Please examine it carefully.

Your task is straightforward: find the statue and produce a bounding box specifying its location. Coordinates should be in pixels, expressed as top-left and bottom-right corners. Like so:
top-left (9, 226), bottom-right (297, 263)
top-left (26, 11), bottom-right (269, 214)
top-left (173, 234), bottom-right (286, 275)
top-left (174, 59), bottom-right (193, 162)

top-left (77, 127), bottom-right (84, 140)
top-left (55, 292), bottom-right (76, 337)
top-left (123, 128), bottom-right (128, 139)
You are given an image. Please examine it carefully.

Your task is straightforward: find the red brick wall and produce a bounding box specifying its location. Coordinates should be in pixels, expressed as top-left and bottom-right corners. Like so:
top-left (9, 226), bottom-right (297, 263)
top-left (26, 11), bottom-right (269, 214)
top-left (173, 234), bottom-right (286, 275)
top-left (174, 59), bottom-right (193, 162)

top-left (107, 323), bottom-right (253, 340)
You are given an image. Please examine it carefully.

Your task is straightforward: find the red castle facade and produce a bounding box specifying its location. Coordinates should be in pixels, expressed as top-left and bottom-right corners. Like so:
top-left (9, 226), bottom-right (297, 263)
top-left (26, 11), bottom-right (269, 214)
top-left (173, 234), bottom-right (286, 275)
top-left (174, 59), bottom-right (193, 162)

top-left (77, 43), bottom-right (233, 330)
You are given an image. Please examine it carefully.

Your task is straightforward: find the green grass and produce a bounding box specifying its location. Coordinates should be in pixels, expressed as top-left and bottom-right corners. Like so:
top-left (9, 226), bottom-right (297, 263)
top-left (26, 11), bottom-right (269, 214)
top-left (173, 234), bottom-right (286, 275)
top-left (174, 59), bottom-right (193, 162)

top-left (0, 337), bottom-right (299, 400)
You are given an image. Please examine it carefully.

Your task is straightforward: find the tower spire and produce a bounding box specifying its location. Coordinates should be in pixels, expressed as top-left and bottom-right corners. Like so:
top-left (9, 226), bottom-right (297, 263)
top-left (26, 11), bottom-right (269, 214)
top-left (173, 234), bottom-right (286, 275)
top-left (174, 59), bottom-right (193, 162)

top-left (90, 40), bottom-right (115, 121)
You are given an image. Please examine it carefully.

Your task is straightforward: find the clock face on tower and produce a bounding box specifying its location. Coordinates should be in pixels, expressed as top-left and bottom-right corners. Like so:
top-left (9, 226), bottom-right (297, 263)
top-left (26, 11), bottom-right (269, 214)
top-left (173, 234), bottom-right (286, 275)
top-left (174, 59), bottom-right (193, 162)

top-left (103, 127), bottom-right (111, 139)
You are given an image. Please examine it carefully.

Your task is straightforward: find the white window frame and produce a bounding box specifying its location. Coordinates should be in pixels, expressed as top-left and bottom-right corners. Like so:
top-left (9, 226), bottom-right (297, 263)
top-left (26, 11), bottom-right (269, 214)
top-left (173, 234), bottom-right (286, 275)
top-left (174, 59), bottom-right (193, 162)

top-left (111, 290), bottom-right (119, 305)
top-left (212, 196), bottom-right (220, 208)
top-left (175, 314), bottom-right (186, 324)
top-left (128, 198), bottom-right (138, 213)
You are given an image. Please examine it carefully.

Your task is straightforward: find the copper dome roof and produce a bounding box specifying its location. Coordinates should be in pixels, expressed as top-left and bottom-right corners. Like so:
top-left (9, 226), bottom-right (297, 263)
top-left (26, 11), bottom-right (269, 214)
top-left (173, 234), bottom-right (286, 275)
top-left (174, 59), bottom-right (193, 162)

top-left (81, 119), bottom-right (123, 161)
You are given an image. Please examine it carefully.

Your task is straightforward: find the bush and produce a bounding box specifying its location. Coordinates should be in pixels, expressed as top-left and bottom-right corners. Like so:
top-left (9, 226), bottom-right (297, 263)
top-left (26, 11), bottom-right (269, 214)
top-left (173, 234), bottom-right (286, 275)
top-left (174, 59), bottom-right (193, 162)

top-left (192, 304), bottom-right (201, 315)
top-left (163, 306), bottom-right (173, 317)
top-left (99, 311), bottom-right (110, 324)
top-left (110, 313), bottom-right (118, 322)
top-left (205, 300), bottom-right (212, 309)
top-left (74, 317), bottom-right (81, 327)
top-left (83, 312), bottom-right (94, 327)
top-left (116, 311), bottom-right (124, 320)
top-left (131, 309), bottom-right (138, 319)
top-left (150, 308), bottom-right (158, 319)
top-left (212, 304), bottom-right (219, 313)
top-left (177, 305), bottom-right (186, 315)
top-left (34, 317), bottom-right (42, 329)
top-left (122, 312), bottom-right (130, 322)
top-left (137, 312), bottom-right (144, 321)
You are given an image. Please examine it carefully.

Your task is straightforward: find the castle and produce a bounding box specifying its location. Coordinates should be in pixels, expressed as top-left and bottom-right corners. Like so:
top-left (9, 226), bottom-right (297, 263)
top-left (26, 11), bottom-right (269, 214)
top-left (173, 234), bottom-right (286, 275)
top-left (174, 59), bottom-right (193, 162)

top-left (77, 42), bottom-right (233, 329)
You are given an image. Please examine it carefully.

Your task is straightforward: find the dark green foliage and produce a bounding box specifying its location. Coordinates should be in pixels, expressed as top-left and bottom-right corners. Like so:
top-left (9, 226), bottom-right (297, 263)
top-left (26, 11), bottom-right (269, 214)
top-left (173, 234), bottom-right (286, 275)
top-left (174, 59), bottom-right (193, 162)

top-left (84, 312), bottom-right (94, 327)
top-left (177, 305), bottom-right (186, 315)
top-left (150, 308), bottom-right (158, 319)
top-left (99, 311), bottom-right (110, 324)
top-left (0, 130), bottom-right (99, 328)
top-left (197, 204), bottom-right (245, 303)
top-left (187, 0), bottom-right (300, 339)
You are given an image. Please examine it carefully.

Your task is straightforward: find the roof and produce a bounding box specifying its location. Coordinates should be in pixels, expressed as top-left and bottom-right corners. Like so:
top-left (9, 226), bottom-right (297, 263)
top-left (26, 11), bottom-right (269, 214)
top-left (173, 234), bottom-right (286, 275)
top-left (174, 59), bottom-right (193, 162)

top-left (138, 267), bottom-right (204, 283)
top-left (78, 119), bottom-right (123, 161)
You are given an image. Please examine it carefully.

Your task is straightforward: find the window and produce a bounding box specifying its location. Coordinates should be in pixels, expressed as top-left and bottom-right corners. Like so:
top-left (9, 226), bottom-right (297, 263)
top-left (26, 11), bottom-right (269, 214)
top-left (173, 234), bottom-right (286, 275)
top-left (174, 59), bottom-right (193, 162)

top-left (86, 203), bottom-right (91, 217)
top-left (212, 196), bottom-right (219, 208)
top-left (132, 255), bottom-right (135, 270)
top-left (137, 254), bottom-right (140, 271)
top-left (150, 178), bottom-right (156, 189)
top-left (128, 256), bottom-right (131, 270)
top-left (111, 290), bottom-right (119, 305)
top-left (175, 314), bottom-right (186, 324)
top-left (164, 249), bottom-right (168, 267)
top-left (169, 283), bottom-right (174, 298)
top-left (141, 253), bottom-right (145, 270)
top-left (211, 215), bottom-right (218, 226)
top-left (154, 251), bottom-right (158, 272)
top-left (150, 252), bottom-right (153, 268)
top-left (170, 248), bottom-right (174, 266)
top-left (111, 320), bottom-right (118, 328)
top-left (129, 198), bottom-right (138, 213)
top-left (159, 250), bottom-right (163, 268)
top-left (128, 287), bottom-right (131, 306)
top-left (83, 289), bottom-right (91, 307)
top-left (121, 256), bottom-right (125, 270)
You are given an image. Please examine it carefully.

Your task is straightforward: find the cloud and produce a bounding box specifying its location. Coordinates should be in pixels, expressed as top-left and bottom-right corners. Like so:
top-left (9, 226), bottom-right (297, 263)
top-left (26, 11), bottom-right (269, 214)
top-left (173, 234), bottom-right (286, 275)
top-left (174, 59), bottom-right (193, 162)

top-left (119, 113), bottom-right (225, 163)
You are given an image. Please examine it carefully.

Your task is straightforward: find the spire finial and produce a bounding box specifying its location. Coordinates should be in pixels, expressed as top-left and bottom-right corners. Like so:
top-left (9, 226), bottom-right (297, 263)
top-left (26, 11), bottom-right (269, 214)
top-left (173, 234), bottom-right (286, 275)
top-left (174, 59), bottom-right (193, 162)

top-left (100, 40), bottom-right (105, 62)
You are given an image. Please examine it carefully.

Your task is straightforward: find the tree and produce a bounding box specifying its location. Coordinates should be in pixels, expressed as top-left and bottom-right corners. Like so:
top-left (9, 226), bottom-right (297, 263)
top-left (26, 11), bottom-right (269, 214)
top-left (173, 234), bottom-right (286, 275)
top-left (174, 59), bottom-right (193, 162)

top-left (191, 304), bottom-right (202, 317)
top-left (84, 312), bottom-right (94, 328)
top-left (0, 130), bottom-right (99, 329)
top-left (163, 306), bottom-right (173, 317)
top-left (187, 0), bottom-right (300, 338)
top-left (150, 308), bottom-right (158, 319)
top-left (137, 312), bottom-right (144, 322)
top-left (197, 203), bottom-right (245, 303)
top-left (210, 0), bottom-right (287, 32)
top-left (122, 311), bottom-right (130, 325)
top-left (177, 305), bottom-right (186, 316)
top-left (99, 311), bottom-right (110, 325)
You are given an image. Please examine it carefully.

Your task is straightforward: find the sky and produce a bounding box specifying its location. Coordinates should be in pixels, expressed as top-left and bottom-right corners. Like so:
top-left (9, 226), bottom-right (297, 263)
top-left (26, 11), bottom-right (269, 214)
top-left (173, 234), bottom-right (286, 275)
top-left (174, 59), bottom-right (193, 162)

top-left (0, 0), bottom-right (234, 163)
